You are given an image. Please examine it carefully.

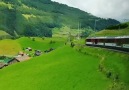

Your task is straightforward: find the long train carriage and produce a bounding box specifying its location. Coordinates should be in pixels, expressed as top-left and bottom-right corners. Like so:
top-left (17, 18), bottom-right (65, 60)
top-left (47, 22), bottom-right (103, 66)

top-left (86, 36), bottom-right (129, 52)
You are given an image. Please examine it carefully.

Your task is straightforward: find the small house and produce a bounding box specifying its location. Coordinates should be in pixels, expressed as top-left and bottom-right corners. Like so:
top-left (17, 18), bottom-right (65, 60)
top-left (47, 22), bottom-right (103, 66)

top-left (35, 50), bottom-right (42, 56)
top-left (25, 47), bottom-right (32, 51)
top-left (0, 62), bottom-right (6, 69)
top-left (0, 57), bottom-right (15, 69)
top-left (7, 59), bottom-right (19, 65)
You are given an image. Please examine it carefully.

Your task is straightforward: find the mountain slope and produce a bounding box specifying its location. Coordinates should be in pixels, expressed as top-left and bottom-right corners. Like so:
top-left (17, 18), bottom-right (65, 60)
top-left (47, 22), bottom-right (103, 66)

top-left (0, 0), bottom-right (120, 37)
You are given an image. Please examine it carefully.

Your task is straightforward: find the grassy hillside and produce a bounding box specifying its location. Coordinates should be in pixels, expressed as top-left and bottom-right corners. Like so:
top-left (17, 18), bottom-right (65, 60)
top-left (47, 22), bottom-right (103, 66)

top-left (0, 46), bottom-right (111, 90)
top-left (17, 37), bottom-right (66, 51)
top-left (0, 37), bottom-right (65, 55)
top-left (0, 37), bottom-right (129, 89)
top-left (91, 22), bottom-right (129, 36)
top-left (0, 30), bottom-right (12, 39)
top-left (0, 45), bottom-right (129, 90)
top-left (0, 30), bottom-right (10, 36)
top-left (0, 39), bottom-right (21, 55)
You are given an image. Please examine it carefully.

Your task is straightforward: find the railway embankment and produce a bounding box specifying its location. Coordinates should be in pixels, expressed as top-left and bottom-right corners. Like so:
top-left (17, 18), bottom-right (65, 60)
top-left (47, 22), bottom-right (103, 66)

top-left (75, 45), bottom-right (129, 89)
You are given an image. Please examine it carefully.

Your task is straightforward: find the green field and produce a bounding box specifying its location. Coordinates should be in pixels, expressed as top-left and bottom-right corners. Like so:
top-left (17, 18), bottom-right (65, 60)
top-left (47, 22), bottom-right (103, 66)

top-left (0, 46), bottom-right (111, 90)
top-left (0, 37), bottom-right (129, 90)
top-left (0, 39), bottom-right (21, 55)
top-left (0, 37), bottom-right (65, 55)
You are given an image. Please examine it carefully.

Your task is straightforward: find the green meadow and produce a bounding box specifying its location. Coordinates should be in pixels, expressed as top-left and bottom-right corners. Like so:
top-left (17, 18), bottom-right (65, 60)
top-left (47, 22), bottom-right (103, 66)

top-left (0, 37), bottom-right (129, 90)
top-left (0, 37), bottom-right (65, 55)
top-left (0, 46), bottom-right (110, 90)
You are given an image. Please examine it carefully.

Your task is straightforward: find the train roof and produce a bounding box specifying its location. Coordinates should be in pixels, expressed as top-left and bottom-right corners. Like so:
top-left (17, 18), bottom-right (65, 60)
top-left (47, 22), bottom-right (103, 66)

top-left (87, 36), bottom-right (129, 39)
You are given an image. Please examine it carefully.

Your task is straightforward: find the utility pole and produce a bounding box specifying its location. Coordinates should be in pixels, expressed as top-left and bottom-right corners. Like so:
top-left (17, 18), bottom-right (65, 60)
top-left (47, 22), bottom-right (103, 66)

top-left (94, 20), bottom-right (97, 32)
top-left (94, 19), bottom-right (99, 37)
top-left (77, 22), bottom-right (81, 40)
top-left (77, 22), bottom-right (80, 40)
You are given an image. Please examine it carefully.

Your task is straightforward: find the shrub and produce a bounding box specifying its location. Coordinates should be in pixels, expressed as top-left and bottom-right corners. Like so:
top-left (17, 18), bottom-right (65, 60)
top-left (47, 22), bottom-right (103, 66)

top-left (106, 71), bottom-right (112, 78)
top-left (32, 38), bottom-right (35, 41)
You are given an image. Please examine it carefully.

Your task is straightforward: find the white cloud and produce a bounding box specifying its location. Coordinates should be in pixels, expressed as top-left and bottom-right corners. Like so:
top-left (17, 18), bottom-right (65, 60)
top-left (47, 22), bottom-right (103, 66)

top-left (51, 0), bottom-right (129, 21)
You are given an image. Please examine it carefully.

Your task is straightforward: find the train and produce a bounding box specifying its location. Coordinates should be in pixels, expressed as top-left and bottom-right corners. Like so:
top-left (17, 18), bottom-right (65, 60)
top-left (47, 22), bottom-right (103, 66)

top-left (86, 36), bottom-right (129, 52)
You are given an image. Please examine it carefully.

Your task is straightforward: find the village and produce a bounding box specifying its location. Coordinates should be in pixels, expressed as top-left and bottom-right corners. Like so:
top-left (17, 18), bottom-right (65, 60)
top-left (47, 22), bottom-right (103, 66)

top-left (0, 47), bottom-right (54, 69)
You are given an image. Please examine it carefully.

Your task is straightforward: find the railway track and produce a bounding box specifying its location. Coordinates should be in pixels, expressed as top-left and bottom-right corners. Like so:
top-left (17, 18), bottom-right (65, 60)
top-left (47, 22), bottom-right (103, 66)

top-left (75, 44), bottom-right (129, 54)
top-left (86, 45), bottom-right (129, 54)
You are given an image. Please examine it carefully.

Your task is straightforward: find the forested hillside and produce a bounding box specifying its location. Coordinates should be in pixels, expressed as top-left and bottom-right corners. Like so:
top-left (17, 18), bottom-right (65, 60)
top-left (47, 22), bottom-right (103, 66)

top-left (0, 0), bottom-right (120, 37)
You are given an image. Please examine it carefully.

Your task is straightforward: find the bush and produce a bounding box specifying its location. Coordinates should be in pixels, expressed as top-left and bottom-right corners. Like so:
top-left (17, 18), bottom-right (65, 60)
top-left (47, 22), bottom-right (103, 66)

top-left (106, 71), bottom-right (112, 78)
top-left (71, 42), bottom-right (75, 48)
top-left (32, 38), bottom-right (35, 41)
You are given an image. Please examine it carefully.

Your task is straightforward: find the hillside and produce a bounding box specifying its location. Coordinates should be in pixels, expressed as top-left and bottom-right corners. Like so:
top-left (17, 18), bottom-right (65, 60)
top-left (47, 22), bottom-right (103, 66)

top-left (0, 46), bottom-right (111, 90)
top-left (0, 0), bottom-right (119, 37)
top-left (0, 30), bottom-right (12, 39)
top-left (0, 37), bottom-right (65, 55)
top-left (0, 44), bottom-right (129, 90)
top-left (91, 22), bottom-right (129, 36)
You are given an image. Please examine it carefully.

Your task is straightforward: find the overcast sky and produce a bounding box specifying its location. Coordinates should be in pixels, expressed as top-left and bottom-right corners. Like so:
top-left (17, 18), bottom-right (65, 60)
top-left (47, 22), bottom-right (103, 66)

top-left (51, 0), bottom-right (129, 21)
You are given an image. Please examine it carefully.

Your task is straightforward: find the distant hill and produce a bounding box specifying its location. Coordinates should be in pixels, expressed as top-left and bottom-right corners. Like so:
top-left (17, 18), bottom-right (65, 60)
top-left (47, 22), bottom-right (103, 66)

top-left (0, 0), bottom-right (120, 37)
top-left (90, 22), bottom-right (129, 36)
top-left (0, 30), bottom-right (12, 39)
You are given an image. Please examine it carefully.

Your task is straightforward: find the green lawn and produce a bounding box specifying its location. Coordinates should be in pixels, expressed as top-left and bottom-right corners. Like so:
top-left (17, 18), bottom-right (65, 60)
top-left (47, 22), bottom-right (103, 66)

top-left (0, 46), bottom-right (111, 90)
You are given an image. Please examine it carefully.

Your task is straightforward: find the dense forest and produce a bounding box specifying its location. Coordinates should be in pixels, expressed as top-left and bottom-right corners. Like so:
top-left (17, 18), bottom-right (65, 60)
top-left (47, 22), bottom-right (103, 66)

top-left (0, 0), bottom-right (120, 37)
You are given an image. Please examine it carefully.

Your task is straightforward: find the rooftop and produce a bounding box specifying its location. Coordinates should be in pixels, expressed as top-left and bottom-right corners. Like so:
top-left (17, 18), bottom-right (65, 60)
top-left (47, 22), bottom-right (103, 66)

top-left (87, 36), bottom-right (129, 39)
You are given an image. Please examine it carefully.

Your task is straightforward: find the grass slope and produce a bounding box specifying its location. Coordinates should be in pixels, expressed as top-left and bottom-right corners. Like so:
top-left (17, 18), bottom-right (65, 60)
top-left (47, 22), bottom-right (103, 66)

top-left (0, 39), bottom-right (21, 55)
top-left (0, 46), bottom-right (111, 90)
top-left (0, 37), bottom-right (65, 55)
top-left (91, 22), bottom-right (129, 36)
top-left (0, 30), bottom-right (10, 36)
top-left (76, 46), bottom-right (129, 89)
top-left (17, 37), bottom-right (66, 51)
top-left (0, 30), bottom-right (12, 39)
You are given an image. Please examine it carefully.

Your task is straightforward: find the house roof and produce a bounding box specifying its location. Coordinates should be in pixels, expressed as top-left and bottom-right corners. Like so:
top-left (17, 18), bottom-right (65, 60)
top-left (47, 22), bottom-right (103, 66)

top-left (14, 55), bottom-right (30, 62)
top-left (87, 36), bottom-right (129, 39)
top-left (0, 62), bottom-right (5, 68)
top-left (0, 58), bottom-right (13, 64)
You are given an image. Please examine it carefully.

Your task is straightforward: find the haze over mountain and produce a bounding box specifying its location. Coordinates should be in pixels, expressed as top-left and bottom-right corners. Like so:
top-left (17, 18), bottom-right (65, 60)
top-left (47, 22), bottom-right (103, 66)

top-left (0, 0), bottom-right (119, 37)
